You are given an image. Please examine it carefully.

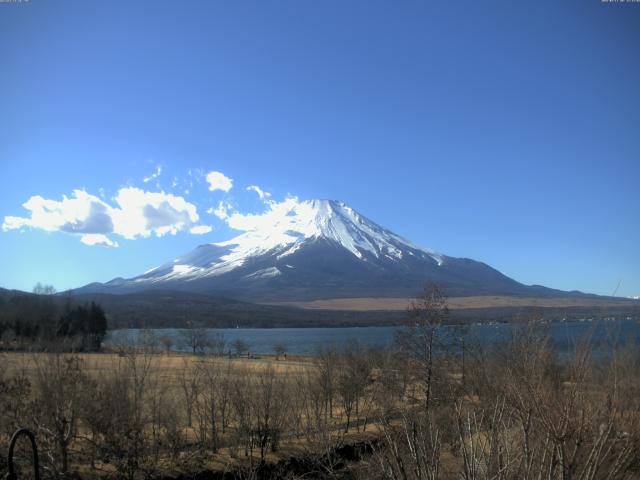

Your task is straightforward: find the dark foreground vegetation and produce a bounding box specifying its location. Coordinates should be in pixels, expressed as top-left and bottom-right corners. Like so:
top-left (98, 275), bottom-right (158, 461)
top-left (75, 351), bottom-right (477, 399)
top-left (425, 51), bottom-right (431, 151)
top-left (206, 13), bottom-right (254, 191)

top-left (0, 284), bottom-right (107, 351)
top-left (2, 286), bottom-right (640, 479)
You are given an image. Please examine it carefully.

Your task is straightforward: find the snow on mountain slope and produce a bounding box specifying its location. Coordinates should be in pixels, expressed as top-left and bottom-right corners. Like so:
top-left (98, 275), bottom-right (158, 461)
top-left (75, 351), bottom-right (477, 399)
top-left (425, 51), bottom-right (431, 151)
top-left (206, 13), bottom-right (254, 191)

top-left (134, 199), bottom-right (443, 285)
top-left (76, 198), bottom-right (578, 301)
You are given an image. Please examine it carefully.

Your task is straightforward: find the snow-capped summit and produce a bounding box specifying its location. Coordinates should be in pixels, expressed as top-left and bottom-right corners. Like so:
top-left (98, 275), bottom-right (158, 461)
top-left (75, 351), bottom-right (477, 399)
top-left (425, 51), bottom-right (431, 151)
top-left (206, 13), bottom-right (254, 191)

top-left (123, 199), bottom-right (442, 284)
top-left (75, 199), bottom-right (568, 301)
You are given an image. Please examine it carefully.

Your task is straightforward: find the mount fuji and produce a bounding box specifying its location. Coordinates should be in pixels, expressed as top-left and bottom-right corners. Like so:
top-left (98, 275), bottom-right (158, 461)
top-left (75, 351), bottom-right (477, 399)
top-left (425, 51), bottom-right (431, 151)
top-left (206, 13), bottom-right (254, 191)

top-left (75, 199), bottom-right (587, 302)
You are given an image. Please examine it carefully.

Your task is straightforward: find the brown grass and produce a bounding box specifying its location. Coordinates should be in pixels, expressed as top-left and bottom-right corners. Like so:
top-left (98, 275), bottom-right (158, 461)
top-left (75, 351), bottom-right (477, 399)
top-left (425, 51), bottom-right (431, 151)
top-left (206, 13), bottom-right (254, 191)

top-left (1, 350), bottom-right (314, 380)
top-left (267, 295), bottom-right (638, 311)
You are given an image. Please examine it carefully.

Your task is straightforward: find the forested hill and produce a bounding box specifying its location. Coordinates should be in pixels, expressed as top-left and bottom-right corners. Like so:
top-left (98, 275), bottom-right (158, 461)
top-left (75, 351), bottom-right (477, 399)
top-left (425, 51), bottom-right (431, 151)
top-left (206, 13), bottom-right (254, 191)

top-left (73, 290), bottom-right (640, 329)
top-left (71, 290), bottom-right (406, 328)
top-left (0, 288), bottom-right (108, 350)
top-left (2, 287), bottom-right (638, 331)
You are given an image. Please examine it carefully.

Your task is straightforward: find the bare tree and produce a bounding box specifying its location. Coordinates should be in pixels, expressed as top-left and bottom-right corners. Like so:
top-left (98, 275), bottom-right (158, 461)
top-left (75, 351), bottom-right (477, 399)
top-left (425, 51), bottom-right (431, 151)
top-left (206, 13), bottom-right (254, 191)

top-left (251, 366), bottom-right (291, 459)
top-left (315, 346), bottom-right (338, 423)
top-left (179, 358), bottom-right (201, 429)
top-left (32, 353), bottom-right (86, 476)
top-left (32, 282), bottom-right (57, 295)
top-left (139, 329), bottom-right (160, 353)
top-left (210, 332), bottom-right (226, 356)
top-left (274, 342), bottom-right (287, 360)
top-left (374, 348), bottom-right (410, 418)
top-left (232, 338), bottom-right (249, 357)
top-left (295, 366), bottom-right (348, 477)
top-left (336, 345), bottom-right (371, 433)
top-left (194, 358), bottom-right (222, 451)
top-left (159, 335), bottom-right (174, 354)
top-left (450, 324), bottom-right (640, 480)
top-left (397, 283), bottom-right (448, 414)
top-left (180, 324), bottom-right (211, 355)
top-left (80, 349), bottom-right (155, 480)
top-left (372, 409), bottom-right (442, 480)
top-left (230, 371), bottom-right (254, 458)
top-left (0, 356), bottom-right (32, 468)
top-left (219, 360), bottom-right (233, 434)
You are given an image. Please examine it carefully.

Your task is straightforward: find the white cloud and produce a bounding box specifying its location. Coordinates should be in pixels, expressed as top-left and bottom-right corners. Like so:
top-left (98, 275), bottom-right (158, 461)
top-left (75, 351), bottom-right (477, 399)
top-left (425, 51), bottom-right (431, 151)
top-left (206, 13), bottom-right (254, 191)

top-left (206, 171), bottom-right (233, 192)
top-left (4, 169), bottom-right (297, 248)
top-left (80, 234), bottom-right (118, 248)
top-left (2, 190), bottom-right (113, 235)
top-left (247, 185), bottom-right (271, 200)
top-left (207, 201), bottom-right (231, 220)
top-left (143, 165), bottom-right (162, 183)
top-left (189, 225), bottom-right (213, 235)
top-left (204, 196), bottom-right (303, 233)
top-left (3, 187), bottom-right (206, 246)
top-left (226, 197), bottom-right (300, 232)
top-left (111, 187), bottom-right (199, 239)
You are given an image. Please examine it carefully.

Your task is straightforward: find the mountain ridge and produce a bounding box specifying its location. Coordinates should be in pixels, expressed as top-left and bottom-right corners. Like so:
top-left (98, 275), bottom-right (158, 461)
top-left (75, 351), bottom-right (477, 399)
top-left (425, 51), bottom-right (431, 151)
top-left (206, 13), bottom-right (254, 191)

top-left (72, 199), bottom-right (605, 302)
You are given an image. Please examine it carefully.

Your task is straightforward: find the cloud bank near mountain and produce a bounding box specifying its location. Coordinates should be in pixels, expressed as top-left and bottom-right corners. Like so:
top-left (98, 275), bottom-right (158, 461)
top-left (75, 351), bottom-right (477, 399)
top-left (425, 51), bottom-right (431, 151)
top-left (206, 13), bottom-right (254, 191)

top-left (2, 187), bottom-right (211, 247)
top-left (2, 165), bottom-right (286, 248)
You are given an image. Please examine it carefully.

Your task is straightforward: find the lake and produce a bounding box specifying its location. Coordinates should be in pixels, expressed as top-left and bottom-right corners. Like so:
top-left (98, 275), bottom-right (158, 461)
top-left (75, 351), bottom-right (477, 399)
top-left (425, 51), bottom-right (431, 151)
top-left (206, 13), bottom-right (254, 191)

top-left (106, 318), bottom-right (640, 355)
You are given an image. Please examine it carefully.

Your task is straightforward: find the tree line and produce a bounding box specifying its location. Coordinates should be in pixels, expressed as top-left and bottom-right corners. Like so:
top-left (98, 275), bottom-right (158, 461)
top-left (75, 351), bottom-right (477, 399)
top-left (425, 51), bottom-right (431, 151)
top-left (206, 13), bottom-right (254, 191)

top-left (0, 284), bottom-right (108, 351)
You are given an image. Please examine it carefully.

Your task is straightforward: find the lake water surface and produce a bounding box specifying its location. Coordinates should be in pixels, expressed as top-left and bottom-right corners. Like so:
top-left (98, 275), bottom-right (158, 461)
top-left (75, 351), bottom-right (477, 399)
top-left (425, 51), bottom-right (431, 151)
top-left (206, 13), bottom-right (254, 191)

top-left (106, 319), bottom-right (640, 355)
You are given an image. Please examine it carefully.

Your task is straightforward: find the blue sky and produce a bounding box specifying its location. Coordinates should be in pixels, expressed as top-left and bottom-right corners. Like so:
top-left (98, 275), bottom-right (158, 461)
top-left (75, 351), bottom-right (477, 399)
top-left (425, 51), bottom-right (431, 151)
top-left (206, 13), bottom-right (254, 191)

top-left (0, 0), bottom-right (638, 297)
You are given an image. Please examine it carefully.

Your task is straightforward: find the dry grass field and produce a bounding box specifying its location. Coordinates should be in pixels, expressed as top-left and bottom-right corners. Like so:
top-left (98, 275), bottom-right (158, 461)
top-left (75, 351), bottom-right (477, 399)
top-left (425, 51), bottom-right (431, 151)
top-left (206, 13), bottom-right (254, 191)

top-left (1, 350), bottom-right (313, 379)
top-left (270, 295), bottom-right (639, 311)
top-left (0, 348), bottom-right (385, 479)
